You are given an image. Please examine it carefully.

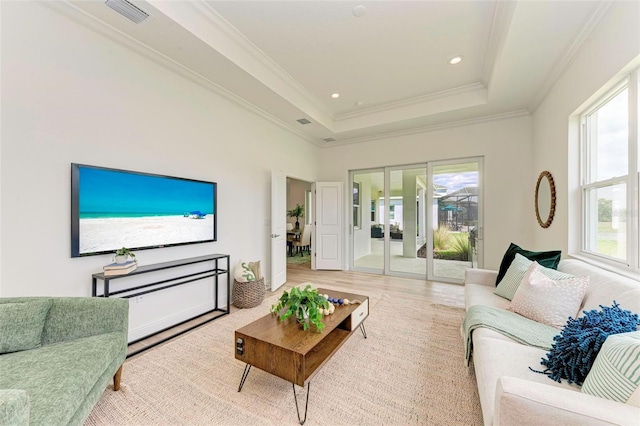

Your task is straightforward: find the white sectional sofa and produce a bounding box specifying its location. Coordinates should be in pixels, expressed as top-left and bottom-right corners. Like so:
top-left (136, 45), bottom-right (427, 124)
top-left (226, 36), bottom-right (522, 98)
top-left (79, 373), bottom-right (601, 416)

top-left (464, 258), bottom-right (640, 425)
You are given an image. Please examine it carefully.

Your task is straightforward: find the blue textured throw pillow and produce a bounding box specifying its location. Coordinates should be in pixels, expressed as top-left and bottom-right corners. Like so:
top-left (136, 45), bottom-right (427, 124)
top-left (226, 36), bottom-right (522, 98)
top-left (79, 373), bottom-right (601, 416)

top-left (535, 301), bottom-right (640, 385)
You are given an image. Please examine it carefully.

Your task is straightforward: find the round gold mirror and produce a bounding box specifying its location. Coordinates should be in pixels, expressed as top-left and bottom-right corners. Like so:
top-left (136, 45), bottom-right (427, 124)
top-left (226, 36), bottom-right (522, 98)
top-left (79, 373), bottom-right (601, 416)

top-left (535, 171), bottom-right (556, 228)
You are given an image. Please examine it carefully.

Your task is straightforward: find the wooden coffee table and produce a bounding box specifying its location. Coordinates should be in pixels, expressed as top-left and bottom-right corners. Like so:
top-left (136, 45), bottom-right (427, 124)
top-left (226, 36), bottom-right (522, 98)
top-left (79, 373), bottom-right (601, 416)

top-left (235, 288), bottom-right (369, 425)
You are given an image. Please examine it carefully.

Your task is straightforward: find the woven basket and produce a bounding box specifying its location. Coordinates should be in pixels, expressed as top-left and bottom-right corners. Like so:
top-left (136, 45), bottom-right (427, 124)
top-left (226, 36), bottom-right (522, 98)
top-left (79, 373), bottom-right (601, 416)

top-left (232, 277), bottom-right (265, 309)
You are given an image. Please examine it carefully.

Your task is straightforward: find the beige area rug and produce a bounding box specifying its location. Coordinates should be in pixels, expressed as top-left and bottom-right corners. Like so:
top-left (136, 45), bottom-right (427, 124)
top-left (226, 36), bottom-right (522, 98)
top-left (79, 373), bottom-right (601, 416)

top-left (86, 287), bottom-right (482, 425)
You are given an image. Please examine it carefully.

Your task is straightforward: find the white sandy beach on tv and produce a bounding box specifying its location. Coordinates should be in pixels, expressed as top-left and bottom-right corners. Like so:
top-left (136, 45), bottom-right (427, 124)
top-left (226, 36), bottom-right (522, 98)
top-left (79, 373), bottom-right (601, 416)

top-left (79, 215), bottom-right (214, 254)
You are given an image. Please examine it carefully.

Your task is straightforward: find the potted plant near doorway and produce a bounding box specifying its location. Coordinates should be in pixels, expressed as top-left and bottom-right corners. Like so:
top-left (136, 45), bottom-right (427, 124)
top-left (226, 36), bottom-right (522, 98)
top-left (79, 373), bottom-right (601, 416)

top-left (287, 204), bottom-right (305, 229)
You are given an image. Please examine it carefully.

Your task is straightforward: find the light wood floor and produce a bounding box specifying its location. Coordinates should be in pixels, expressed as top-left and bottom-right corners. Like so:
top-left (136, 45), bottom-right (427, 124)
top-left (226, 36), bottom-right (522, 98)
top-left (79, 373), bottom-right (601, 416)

top-left (127, 263), bottom-right (465, 356)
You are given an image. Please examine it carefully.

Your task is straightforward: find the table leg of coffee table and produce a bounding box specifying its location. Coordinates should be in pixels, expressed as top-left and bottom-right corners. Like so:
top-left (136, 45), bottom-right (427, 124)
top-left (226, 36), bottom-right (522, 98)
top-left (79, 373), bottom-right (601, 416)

top-left (292, 382), bottom-right (311, 425)
top-left (359, 322), bottom-right (367, 339)
top-left (237, 364), bottom-right (252, 392)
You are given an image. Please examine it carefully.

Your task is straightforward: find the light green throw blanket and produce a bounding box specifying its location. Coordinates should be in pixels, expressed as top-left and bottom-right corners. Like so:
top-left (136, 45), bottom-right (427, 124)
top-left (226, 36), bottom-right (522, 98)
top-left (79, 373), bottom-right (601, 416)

top-left (463, 305), bottom-right (558, 364)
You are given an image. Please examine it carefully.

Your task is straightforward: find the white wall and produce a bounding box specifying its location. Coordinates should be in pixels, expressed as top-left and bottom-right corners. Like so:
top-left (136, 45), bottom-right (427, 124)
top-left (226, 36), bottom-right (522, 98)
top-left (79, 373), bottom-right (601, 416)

top-left (532, 1), bottom-right (640, 256)
top-left (318, 115), bottom-right (533, 271)
top-left (0, 2), bottom-right (319, 338)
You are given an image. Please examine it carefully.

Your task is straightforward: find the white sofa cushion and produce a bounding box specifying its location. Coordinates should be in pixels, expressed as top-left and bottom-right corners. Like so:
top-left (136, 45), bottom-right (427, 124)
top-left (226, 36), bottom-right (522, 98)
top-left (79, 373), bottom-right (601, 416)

top-left (473, 336), bottom-right (579, 425)
top-left (465, 283), bottom-right (511, 311)
top-left (558, 259), bottom-right (640, 316)
top-left (508, 262), bottom-right (589, 328)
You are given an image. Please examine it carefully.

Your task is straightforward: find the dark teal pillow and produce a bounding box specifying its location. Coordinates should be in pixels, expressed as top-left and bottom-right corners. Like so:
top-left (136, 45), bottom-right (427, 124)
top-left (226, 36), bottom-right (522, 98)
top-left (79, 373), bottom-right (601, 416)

top-left (0, 299), bottom-right (53, 354)
top-left (495, 243), bottom-right (561, 285)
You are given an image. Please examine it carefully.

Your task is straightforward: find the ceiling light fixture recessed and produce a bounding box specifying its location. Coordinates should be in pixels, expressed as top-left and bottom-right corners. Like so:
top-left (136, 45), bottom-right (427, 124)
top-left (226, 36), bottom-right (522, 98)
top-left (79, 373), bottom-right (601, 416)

top-left (449, 56), bottom-right (464, 65)
top-left (355, 101), bottom-right (364, 107)
top-left (331, 93), bottom-right (340, 99)
top-left (352, 5), bottom-right (367, 18)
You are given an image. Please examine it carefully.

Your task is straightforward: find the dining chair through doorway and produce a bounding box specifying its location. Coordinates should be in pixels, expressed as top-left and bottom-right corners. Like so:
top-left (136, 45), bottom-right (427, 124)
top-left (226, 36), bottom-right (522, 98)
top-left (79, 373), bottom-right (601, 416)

top-left (292, 225), bottom-right (311, 256)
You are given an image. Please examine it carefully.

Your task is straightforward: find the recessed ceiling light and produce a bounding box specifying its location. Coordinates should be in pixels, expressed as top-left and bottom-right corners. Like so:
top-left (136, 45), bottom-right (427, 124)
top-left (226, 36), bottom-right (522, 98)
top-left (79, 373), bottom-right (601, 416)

top-left (353, 5), bottom-right (367, 17)
top-left (449, 56), bottom-right (464, 65)
top-left (331, 93), bottom-right (340, 99)
top-left (355, 101), bottom-right (364, 107)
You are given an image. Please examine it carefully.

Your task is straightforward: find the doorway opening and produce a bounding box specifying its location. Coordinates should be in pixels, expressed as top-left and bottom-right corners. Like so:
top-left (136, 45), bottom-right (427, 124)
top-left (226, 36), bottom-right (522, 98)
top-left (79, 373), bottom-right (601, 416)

top-left (287, 177), bottom-right (312, 270)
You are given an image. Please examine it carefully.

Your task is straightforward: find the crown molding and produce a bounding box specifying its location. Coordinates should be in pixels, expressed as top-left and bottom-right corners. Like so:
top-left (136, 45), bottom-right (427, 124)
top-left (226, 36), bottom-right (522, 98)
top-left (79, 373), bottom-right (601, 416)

top-left (323, 110), bottom-right (530, 148)
top-left (163, 1), bottom-right (335, 128)
top-left (529, 0), bottom-right (614, 113)
top-left (335, 83), bottom-right (487, 121)
top-left (482, 1), bottom-right (517, 89)
top-left (37, 1), bottom-right (323, 148)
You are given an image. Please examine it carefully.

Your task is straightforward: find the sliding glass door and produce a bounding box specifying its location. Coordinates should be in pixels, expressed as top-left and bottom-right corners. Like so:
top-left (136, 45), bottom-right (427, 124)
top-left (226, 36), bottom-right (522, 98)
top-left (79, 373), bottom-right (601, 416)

top-left (352, 169), bottom-right (385, 272)
top-left (351, 157), bottom-right (483, 283)
top-left (388, 165), bottom-right (428, 276)
top-left (428, 158), bottom-right (483, 282)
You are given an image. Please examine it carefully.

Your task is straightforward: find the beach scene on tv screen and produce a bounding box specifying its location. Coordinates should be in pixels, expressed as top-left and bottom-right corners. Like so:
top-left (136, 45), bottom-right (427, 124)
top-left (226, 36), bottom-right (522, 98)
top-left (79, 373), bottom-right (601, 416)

top-left (78, 167), bottom-right (215, 255)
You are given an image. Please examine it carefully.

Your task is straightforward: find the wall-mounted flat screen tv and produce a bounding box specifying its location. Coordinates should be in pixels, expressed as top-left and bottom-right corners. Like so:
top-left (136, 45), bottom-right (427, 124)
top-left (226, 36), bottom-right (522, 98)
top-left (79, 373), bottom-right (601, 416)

top-left (71, 163), bottom-right (217, 257)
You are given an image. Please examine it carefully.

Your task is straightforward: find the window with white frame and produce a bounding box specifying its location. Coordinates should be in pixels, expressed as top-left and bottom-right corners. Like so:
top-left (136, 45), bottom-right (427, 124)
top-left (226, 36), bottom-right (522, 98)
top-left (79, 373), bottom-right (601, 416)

top-left (580, 67), bottom-right (639, 274)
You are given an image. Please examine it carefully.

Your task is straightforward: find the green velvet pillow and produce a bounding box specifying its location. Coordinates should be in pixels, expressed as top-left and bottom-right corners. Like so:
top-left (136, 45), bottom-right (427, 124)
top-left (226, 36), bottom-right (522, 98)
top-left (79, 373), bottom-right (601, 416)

top-left (496, 243), bottom-right (561, 286)
top-left (0, 299), bottom-right (53, 354)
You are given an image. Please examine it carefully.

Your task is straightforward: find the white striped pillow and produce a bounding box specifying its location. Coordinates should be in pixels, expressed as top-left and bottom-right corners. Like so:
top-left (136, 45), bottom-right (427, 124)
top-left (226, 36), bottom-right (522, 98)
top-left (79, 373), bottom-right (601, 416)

top-left (582, 331), bottom-right (640, 406)
top-left (494, 253), bottom-right (574, 300)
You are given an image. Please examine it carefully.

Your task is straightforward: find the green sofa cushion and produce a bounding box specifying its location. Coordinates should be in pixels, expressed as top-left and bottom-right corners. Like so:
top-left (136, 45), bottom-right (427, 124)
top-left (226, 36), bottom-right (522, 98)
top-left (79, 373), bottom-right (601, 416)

top-left (0, 389), bottom-right (29, 426)
top-left (0, 332), bottom-right (125, 425)
top-left (0, 299), bottom-right (52, 354)
top-left (495, 242), bottom-right (561, 285)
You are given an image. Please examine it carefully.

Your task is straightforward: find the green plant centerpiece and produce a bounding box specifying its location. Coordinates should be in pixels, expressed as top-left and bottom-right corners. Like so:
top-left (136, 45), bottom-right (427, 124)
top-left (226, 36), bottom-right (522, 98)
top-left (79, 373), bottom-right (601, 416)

top-left (287, 204), bottom-right (305, 229)
top-left (270, 285), bottom-right (329, 332)
top-left (113, 247), bottom-right (136, 264)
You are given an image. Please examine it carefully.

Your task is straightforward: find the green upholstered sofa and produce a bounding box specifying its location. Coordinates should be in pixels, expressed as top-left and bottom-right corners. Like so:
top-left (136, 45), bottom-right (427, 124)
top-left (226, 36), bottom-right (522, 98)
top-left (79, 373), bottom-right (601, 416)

top-left (0, 297), bottom-right (129, 425)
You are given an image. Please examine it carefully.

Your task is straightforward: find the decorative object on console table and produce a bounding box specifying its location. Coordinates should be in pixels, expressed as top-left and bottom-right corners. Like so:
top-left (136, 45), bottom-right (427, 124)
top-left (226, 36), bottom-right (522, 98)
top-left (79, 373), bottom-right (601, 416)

top-left (103, 260), bottom-right (137, 276)
top-left (113, 247), bottom-right (136, 264)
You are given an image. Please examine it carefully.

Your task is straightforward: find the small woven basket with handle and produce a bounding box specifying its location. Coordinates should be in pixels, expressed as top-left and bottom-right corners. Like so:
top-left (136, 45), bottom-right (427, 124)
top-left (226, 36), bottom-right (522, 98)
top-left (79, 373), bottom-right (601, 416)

top-left (232, 277), bottom-right (265, 308)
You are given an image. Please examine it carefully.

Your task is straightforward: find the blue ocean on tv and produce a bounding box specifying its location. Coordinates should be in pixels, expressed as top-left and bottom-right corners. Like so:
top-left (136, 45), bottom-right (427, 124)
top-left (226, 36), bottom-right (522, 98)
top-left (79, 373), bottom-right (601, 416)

top-left (77, 166), bottom-right (215, 255)
top-left (79, 168), bottom-right (214, 219)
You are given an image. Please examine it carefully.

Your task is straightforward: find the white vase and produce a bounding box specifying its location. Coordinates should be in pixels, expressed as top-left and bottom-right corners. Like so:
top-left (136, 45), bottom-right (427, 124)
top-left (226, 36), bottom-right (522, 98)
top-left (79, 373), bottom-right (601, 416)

top-left (114, 255), bottom-right (128, 264)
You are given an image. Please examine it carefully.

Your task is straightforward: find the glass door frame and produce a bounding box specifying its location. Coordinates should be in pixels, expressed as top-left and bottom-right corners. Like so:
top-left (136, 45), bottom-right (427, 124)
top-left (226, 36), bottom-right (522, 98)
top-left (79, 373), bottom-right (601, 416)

top-left (427, 156), bottom-right (484, 283)
top-left (349, 157), bottom-right (483, 283)
top-left (349, 168), bottom-right (385, 275)
top-left (385, 163), bottom-right (428, 279)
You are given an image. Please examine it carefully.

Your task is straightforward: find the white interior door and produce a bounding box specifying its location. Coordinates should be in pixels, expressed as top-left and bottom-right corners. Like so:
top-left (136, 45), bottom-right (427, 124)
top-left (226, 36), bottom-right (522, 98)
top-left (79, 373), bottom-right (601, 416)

top-left (271, 171), bottom-right (287, 290)
top-left (314, 182), bottom-right (343, 270)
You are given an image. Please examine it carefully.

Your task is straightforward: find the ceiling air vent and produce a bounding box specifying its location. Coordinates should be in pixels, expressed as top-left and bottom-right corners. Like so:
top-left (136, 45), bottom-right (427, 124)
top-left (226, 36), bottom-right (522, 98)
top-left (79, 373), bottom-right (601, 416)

top-left (105, 0), bottom-right (150, 24)
top-left (323, 138), bottom-right (336, 142)
top-left (296, 118), bottom-right (311, 125)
